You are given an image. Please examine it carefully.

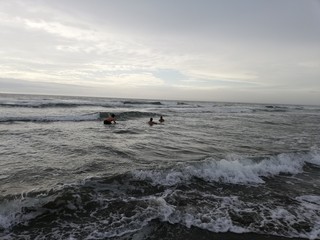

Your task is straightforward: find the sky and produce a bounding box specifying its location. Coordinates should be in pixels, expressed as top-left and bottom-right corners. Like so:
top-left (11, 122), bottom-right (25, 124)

top-left (0, 0), bottom-right (320, 105)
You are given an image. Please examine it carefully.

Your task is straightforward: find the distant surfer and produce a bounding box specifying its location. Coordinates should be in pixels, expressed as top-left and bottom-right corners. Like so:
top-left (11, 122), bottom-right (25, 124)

top-left (148, 118), bottom-right (158, 126)
top-left (104, 114), bottom-right (116, 124)
top-left (159, 116), bottom-right (164, 123)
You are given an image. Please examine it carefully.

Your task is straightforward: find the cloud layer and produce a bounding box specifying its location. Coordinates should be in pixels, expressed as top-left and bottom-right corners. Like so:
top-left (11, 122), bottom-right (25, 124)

top-left (0, 0), bottom-right (319, 104)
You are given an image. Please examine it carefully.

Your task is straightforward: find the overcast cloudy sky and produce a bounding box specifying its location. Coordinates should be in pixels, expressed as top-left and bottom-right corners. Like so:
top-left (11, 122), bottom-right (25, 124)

top-left (0, 0), bottom-right (319, 105)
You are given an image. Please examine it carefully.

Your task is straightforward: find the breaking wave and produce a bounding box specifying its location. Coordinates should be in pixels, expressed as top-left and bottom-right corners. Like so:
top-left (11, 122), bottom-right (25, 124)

top-left (132, 149), bottom-right (320, 186)
top-left (0, 111), bottom-right (161, 123)
top-left (1, 149), bottom-right (320, 240)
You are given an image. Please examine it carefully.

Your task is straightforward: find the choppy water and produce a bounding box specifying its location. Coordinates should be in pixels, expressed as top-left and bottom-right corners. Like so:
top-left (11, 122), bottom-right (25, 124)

top-left (0, 93), bottom-right (320, 240)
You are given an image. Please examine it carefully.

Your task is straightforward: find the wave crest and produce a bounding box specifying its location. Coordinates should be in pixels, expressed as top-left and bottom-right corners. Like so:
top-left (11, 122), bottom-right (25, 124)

top-left (132, 150), bottom-right (320, 186)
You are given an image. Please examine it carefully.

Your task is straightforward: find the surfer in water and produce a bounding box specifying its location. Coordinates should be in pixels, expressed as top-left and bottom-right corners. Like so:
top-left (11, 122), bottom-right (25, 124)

top-left (148, 118), bottom-right (158, 126)
top-left (104, 114), bottom-right (116, 124)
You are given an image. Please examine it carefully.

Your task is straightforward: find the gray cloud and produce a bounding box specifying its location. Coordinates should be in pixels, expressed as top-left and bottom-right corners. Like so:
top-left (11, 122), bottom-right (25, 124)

top-left (0, 0), bottom-right (319, 105)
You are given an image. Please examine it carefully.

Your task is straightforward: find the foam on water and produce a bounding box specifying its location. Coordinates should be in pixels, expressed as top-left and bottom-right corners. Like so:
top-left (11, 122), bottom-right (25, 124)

top-left (0, 193), bottom-right (51, 231)
top-left (306, 147), bottom-right (320, 166)
top-left (295, 195), bottom-right (320, 239)
top-left (132, 150), bottom-right (320, 186)
top-left (1, 176), bottom-right (320, 239)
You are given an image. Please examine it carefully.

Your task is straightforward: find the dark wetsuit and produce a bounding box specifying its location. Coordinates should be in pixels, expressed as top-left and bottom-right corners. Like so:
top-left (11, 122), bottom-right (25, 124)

top-left (104, 120), bottom-right (112, 124)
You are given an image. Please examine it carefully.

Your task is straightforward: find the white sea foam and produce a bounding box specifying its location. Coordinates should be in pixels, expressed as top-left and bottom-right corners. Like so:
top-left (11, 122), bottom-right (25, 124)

top-left (150, 191), bottom-right (319, 239)
top-left (84, 191), bottom-right (244, 238)
top-left (305, 147), bottom-right (320, 166)
top-left (294, 195), bottom-right (320, 240)
top-left (0, 194), bottom-right (50, 230)
top-left (85, 194), bottom-right (175, 239)
top-left (100, 189), bottom-right (319, 239)
top-left (132, 151), bottom-right (316, 186)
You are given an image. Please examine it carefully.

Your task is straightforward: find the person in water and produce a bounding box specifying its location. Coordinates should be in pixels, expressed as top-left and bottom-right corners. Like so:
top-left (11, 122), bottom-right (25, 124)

top-left (159, 116), bottom-right (164, 123)
top-left (104, 114), bottom-right (116, 124)
top-left (148, 118), bottom-right (158, 126)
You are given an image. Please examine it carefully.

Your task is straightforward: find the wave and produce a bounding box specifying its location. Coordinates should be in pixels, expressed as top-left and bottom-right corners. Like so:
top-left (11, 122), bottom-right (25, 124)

top-left (0, 102), bottom-right (99, 108)
top-left (1, 148), bottom-right (319, 239)
top-left (256, 105), bottom-right (289, 113)
top-left (0, 113), bottom-right (99, 123)
top-left (132, 149), bottom-right (320, 186)
top-left (0, 100), bottom-right (115, 108)
top-left (253, 105), bottom-right (310, 113)
top-left (123, 101), bottom-right (162, 105)
top-left (1, 151), bottom-right (320, 240)
top-left (0, 98), bottom-right (166, 109)
top-left (0, 111), bottom-right (161, 123)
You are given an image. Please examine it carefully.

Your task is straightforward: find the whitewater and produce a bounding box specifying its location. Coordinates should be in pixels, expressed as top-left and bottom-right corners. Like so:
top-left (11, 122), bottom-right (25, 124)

top-left (0, 93), bottom-right (320, 240)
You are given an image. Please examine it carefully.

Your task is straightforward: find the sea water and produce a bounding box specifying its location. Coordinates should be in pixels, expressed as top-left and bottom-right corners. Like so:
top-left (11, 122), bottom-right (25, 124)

top-left (0, 93), bottom-right (320, 240)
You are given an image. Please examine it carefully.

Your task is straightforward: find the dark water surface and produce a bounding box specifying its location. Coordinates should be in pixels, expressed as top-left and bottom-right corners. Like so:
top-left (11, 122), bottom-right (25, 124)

top-left (0, 93), bottom-right (320, 239)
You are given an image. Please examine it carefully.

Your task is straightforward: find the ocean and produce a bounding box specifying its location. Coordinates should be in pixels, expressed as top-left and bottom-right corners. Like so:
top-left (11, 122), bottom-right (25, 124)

top-left (0, 93), bottom-right (319, 240)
